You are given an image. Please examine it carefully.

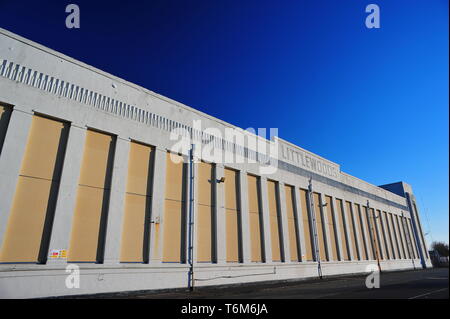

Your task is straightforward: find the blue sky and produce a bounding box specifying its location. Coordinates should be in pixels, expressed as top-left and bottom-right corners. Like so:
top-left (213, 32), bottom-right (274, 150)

top-left (0, 1), bottom-right (448, 245)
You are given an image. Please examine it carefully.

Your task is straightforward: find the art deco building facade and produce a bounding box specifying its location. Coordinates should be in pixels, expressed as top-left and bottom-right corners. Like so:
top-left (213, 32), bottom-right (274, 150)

top-left (0, 28), bottom-right (431, 298)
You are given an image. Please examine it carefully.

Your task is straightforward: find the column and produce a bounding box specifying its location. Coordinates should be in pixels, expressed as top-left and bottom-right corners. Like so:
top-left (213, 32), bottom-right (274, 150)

top-left (239, 170), bottom-right (251, 263)
top-left (278, 182), bottom-right (290, 263)
top-left (47, 124), bottom-right (86, 264)
top-left (149, 147), bottom-right (167, 264)
top-left (331, 197), bottom-right (345, 261)
top-left (103, 137), bottom-right (130, 264)
top-left (259, 177), bottom-right (272, 263)
top-left (293, 185), bottom-right (307, 262)
top-left (0, 109), bottom-right (32, 248)
top-left (215, 164), bottom-right (226, 264)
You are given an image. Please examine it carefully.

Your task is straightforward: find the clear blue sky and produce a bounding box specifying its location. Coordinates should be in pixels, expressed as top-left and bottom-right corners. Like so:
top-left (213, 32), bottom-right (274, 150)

top-left (0, 1), bottom-right (448, 246)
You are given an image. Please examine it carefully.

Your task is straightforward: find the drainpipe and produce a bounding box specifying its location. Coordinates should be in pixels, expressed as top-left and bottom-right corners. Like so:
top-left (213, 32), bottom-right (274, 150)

top-left (188, 144), bottom-right (195, 291)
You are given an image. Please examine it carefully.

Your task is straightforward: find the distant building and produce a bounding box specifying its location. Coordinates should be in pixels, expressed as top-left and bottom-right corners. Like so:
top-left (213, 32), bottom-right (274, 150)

top-left (0, 28), bottom-right (432, 298)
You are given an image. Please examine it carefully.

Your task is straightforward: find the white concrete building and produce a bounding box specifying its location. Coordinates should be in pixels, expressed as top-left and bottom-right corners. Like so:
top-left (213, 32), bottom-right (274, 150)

top-left (0, 28), bottom-right (432, 298)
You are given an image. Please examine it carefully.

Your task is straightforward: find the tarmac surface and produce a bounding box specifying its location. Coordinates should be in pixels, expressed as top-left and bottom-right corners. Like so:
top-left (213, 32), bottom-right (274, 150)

top-left (71, 267), bottom-right (449, 299)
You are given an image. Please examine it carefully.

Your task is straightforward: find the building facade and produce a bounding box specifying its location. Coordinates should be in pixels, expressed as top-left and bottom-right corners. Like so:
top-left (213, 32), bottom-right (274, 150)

top-left (0, 28), bottom-right (432, 298)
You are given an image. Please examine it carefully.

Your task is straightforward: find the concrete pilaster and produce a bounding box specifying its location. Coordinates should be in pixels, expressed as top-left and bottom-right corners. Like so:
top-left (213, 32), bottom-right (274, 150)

top-left (278, 182), bottom-right (290, 263)
top-left (47, 124), bottom-right (86, 265)
top-left (103, 137), bottom-right (130, 264)
top-left (215, 164), bottom-right (226, 264)
top-left (149, 147), bottom-right (167, 264)
top-left (350, 205), bottom-right (364, 261)
top-left (0, 108), bottom-right (32, 250)
top-left (259, 177), bottom-right (272, 263)
top-left (238, 171), bottom-right (251, 263)
top-left (331, 197), bottom-right (345, 261)
top-left (340, 201), bottom-right (355, 261)
top-left (318, 193), bottom-right (332, 262)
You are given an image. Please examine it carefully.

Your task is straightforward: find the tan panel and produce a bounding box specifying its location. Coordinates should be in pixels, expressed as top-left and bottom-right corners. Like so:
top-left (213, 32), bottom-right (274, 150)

top-left (363, 207), bottom-right (374, 260)
top-left (388, 213), bottom-right (399, 259)
top-left (368, 208), bottom-right (381, 260)
top-left (162, 200), bottom-right (183, 262)
top-left (126, 142), bottom-right (153, 196)
top-left (267, 180), bottom-right (281, 262)
top-left (0, 115), bottom-right (68, 263)
top-left (247, 174), bottom-right (260, 213)
top-left (313, 193), bottom-right (327, 261)
top-left (249, 211), bottom-right (262, 262)
top-left (224, 168), bottom-right (238, 210)
top-left (285, 185), bottom-right (298, 261)
top-left (0, 177), bottom-right (53, 262)
top-left (20, 116), bottom-right (68, 180)
top-left (381, 212), bottom-right (393, 260)
top-left (197, 161), bottom-right (213, 206)
top-left (399, 216), bottom-right (410, 259)
top-left (224, 169), bottom-right (239, 262)
top-left (299, 189), bottom-right (313, 261)
top-left (374, 209), bottom-right (386, 260)
top-left (197, 205), bottom-right (213, 262)
top-left (226, 209), bottom-right (239, 262)
top-left (346, 201), bottom-right (359, 260)
top-left (336, 199), bottom-right (349, 261)
top-left (68, 186), bottom-right (106, 262)
top-left (354, 204), bottom-right (368, 260)
top-left (165, 152), bottom-right (185, 201)
top-left (395, 214), bottom-right (407, 259)
top-left (392, 214), bottom-right (404, 259)
top-left (325, 196), bottom-right (338, 261)
top-left (119, 193), bottom-right (147, 262)
top-left (78, 130), bottom-right (114, 189)
top-left (288, 219), bottom-right (298, 261)
top-left (0, 104), bottom-right (12, 154)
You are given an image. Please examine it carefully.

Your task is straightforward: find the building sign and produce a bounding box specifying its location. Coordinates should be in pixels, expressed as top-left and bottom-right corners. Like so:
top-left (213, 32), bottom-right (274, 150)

top-left (278, 139), bottom-right (340, 179)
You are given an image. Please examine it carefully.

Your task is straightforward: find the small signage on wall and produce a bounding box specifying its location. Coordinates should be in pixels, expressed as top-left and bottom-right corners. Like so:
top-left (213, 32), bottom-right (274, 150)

top-left (49, 249), bottom-right (67, 259)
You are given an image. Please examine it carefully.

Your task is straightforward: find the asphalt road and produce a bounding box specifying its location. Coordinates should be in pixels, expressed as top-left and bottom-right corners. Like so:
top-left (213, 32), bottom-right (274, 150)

top-left (117, 267), bottom-right (448, 299)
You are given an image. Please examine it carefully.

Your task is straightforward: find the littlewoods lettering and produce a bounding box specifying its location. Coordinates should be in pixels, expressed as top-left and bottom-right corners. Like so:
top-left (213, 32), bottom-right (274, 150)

top-left (281, 144), bottom-right (338, 178)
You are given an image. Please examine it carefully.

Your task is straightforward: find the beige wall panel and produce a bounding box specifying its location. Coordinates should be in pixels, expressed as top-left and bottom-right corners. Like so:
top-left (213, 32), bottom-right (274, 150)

top-left (336, 199), bottom-right (349, 261)
top-left (313, 193), bottom-right (327, 261)
top-left (288, 219), bottom-right (298, 261)
top-left (249, 211), bottom-right (262, 262)
top-left (68, 186), bottom-right (106, 262)
top-left (197, 204), bottom-right (213, 262)
top-left (354, 204), bottom-right (368, 260)
top-left (247, 175), bottom-right (259, 213)
top-left (78, 130), bottom-right (114, 189)
top-left (392, 214), bottom-right (405, 259)
top-left (285, 185), bottom-right (298, 261)
top-left (395, 215), bottom-right (407, 259)
top-left (19, 116), bottom-right (68, 180)
top-left (325, 196), bottom-right (338, 261)
top-left (381, 211), bottom-right (393, 260)
top-left (0, 177), bottom-right (53, 262)
top-left (162, 200), bottom-right (183, 262)
top-left (224, 168), bottom-right (238, 210)
top-left (299, 189), bottom-right (313, 261)
top-left (120, 193), bottom-right (147, 262)
top-left (387, 213), bottom-right (399, 259)
top-left (197, 162), bottom-right (213, 207)
top-left (346, 201), bottom-right (359, 260)
top-left (165, 152), bottom-right (185, 202)
top-left (126, 142), bottom-right (153, 196)
top-left (368, 208), bottom-right (382, 260)
top-left (225, 209), bottom-right (239, 262)
top-left (270, 215), bottom-right (281, 261)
